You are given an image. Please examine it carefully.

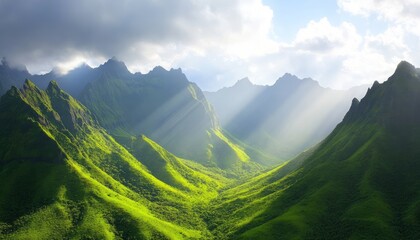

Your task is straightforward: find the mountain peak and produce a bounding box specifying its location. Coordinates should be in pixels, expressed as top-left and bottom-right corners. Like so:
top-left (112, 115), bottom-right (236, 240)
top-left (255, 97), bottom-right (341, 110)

top-left (345, 98), bottom-right (360, 120)
top-left (6, 85), bottom-right (20, 97)
top-left (396, 60), bottom-right (415, 72)
top-left (149, 66), bottom-right (187, 78)
top-left (343, 61), bottom-right (420, 126)
top-left (392, 61), bottom-right (418, 80)
top-left (47, 80), bottom-right (61, 94)
top-left (274, 73), bottom-right (320, 87)
top-left (103, 57), bottom-right (125, 66)
top-left (99, 57), bottom-right (131, 76)
top-left (23, 79), bottom-right (36, 90)
top-left (234, 77), bottom-right (253, 87)
top-left (150, 65), bottom-right (167, 73)
top-left (282, 73), bottom-right (298, 80)
top-left (146, 65), bottom-right (190, 86)
top-left (273, 73), bottom-right (299, 86)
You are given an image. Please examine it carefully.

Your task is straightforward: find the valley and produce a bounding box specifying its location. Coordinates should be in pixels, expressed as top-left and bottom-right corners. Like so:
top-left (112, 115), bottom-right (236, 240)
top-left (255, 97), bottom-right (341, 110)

top-left (0, 59), bottom-right (419, 239)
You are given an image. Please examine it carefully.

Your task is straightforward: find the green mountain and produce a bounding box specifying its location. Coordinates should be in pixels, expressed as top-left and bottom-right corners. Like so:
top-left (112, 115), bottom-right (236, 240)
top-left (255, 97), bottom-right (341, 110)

top-left (2, 60), bottom-right (418, 239)
top-left (208, 61), bottom-right (420, 239)
top-left (78, 59), bottom-right (271, 170)
top-left (0, 80), bottom-right (227, 239)
top-left (79, 61), bottom-right (217, 158)
top-left (0, 58), bottom-right (274, 170)
top-left (205, 74), bottom-right (367, 160)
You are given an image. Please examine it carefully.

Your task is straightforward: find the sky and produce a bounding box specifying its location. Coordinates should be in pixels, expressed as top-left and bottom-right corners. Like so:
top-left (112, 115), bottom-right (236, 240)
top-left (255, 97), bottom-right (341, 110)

top-left (0, 0), bottom-right (419, 91)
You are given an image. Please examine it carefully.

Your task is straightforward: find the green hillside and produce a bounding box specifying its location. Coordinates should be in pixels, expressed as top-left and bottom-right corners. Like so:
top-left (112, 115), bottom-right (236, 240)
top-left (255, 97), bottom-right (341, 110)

top-left (0, 58), bottom-right (277, 170)
top-left (1, 61), bottom-right (419, 239)
top-left (208, 61), bottom-right (420, 239)
top-left (79, 60), bottom-right (272, 171)
top-left (0, 80), bottom-right (227, 239)
top-left (79, 64), bottom-right (218, 162)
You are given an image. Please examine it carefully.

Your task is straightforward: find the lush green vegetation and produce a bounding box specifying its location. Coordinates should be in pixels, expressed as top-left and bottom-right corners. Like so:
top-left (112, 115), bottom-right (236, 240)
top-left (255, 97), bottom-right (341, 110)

top-left (207, 61), bottom-right (420, 239)
top-left (0, 58), bottom-right (280, 169)
top-left (77, 60), bottom-right (272, 173)
top-left (79, 62), bottom-right (216, 164)
top-left (0, 80), bottom-right (227, 239)
top-left (0, 61), bottom-right (419, 239)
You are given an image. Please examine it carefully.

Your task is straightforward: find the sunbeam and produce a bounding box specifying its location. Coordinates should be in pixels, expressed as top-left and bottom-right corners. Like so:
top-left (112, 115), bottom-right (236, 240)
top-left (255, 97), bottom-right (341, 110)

top-left (207, 74), bottom-right (368, 161)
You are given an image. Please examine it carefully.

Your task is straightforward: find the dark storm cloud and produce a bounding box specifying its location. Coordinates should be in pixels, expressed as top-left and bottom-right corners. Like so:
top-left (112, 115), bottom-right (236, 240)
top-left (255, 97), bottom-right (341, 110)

top-left (0, 0), bottom-right (251, 71)
top-left (0, 1), bottom-right (179, 60)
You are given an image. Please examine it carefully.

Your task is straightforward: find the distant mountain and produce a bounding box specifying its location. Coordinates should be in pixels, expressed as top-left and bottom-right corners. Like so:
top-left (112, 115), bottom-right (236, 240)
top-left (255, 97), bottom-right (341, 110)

top-left (0, 80), bottom-right (226, 239)
top-left (0, 58), bottom-right (31, 94)
top-left (0, 58), bottom-right (96, 97)
top-left (204, 77), bottom-right (267, 125)
top-left (0, 58), bottom-right (272, 171)
top-left (1, 58), bottom-right (419, 239)
top-left (205, 73), bottom-right (368, 160)
top-left (209, 61), bottom-right (420, 239)
top-left (78, 59), bottom-right (271, 170)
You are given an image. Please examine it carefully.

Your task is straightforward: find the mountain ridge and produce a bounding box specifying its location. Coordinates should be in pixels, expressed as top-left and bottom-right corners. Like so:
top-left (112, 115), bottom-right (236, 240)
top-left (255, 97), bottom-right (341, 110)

top-left (209, 61), bottom-right (420, 239)
top-left (205, 73), bottom-right (368, 160)
top-left (0, 59), bottom-right (419, 239)
top-left (0, 58), bottom-right (272, 170)
top-left (0, 79), bottom-right (231, 239)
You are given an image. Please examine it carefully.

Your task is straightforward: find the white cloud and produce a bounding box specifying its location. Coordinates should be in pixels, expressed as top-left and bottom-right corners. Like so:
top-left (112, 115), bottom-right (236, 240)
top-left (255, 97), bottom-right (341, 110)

top-left (184, 14), bottom-right (414, 90)
top-left (293, 18), bottom-right (361, 54)
top-left (247, 16), bottom-right (409, 89)
top-left (338, 0), bottom-right (420, 36)
top-left (338, 0), bottom-right (396, 18)
top-left (331, 0), bottom-right (420, 87)
top-left (364, 26), bottom-right (409, 59)
top-left (1, 0), bottom-right (418, 91)
top-left (0, 0), bottom-right (276, 75)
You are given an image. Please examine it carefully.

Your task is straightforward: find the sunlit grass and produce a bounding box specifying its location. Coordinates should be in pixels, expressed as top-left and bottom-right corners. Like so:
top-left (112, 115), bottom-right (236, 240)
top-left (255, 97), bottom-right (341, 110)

top-left (0, 80), bottom-right (224, 239)
top-left (213, 129), bottom-right (250, 162)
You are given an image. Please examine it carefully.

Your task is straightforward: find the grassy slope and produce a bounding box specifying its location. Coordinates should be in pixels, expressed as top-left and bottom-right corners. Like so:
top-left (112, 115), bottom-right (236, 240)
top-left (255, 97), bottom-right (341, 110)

top-left (130, 135), bottom-right (229, 197)
top-left (209, 62), bottom-right (420, 239)
top-left (79, 71), bottom-right (271, 173)
top-left (207, 148), bottom-right (314, 239)
top-left (0, 80), bottom-right (228, 239)
top-left (211, 118), bottom-right (420, 240)
top-left (3, 62), bottom-right (419, 239)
